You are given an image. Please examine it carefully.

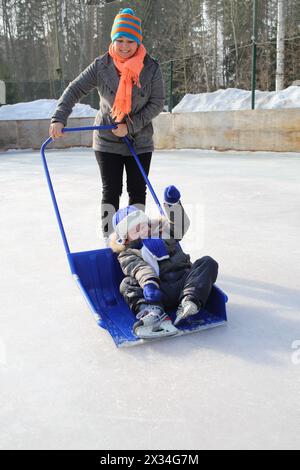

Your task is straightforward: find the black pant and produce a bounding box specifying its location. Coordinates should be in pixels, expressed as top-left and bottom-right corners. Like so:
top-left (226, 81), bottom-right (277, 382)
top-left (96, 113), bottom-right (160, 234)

top-left (120, 256), bottom-right (219, 314)
top-left (95, 151), bottom-right (152, 237)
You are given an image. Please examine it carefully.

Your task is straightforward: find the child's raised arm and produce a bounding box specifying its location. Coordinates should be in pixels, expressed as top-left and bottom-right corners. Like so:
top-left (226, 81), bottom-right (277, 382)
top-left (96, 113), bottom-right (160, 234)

top-left (159, 186), bottom-right (191, 241)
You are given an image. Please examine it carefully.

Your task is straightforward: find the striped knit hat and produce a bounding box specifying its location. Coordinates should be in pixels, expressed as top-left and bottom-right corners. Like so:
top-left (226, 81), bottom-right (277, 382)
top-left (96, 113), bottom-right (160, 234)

top-left (111, 8), bottom-right (143, 45)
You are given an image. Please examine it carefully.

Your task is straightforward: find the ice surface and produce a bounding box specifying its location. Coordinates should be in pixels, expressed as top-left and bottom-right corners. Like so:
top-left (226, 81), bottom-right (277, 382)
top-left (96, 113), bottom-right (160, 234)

top-left (0, 146), bottom-right (299, 450)
top-left (173, 86), bottom-right (300, 113)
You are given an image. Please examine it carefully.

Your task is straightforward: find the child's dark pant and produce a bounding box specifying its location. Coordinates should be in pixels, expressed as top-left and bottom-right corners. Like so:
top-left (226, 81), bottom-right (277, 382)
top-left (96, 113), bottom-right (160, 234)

top-left (120, 256), bottom-right (218, 314)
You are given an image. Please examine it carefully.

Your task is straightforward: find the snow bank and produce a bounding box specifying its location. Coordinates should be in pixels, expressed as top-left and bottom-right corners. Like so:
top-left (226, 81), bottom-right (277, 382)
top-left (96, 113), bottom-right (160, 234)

top-left (0, 99), bottom-right (97, 120)
top-left (2, 85), bottom-right (299, 120)
top-left (173, 86), bottom-right (300, 113)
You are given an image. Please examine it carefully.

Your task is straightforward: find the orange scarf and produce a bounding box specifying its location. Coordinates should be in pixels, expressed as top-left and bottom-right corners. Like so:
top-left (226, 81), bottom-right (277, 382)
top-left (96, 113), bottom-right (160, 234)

top-left (109, 43), bottom-right (147, 122)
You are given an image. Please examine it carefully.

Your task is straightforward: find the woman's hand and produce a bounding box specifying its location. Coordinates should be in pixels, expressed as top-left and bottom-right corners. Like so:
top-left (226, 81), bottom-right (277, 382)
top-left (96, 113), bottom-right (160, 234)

top-left (49, 122), bottom-right (64, 139)
top-left (112, 123), bottom-right (128, 138)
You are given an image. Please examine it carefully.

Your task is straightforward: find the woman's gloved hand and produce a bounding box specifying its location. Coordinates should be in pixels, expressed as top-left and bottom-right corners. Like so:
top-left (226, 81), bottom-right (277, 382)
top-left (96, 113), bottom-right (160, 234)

top-left (143, 282), bottom-right (162, 303)
top-left (164, 185), bottom-right (181, 205)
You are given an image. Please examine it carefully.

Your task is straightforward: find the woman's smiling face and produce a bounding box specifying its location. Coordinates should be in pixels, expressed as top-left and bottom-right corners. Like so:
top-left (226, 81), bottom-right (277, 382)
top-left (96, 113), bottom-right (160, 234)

top-left (113, 37), bottom-right (138, 59)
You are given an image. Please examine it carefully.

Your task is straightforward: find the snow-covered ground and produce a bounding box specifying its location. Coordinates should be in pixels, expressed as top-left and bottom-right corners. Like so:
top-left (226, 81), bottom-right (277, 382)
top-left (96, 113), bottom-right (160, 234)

top-left (0, 99), bottom-right (97, 120)
top-left (173, 86), bottom-right (300, 112)
top-left (0, 146), bottom-right (299, 450)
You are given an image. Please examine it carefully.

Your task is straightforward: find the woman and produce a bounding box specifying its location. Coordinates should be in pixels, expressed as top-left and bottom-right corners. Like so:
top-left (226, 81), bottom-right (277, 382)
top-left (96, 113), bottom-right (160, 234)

top-left (49, 8), bottom-right (165, 243)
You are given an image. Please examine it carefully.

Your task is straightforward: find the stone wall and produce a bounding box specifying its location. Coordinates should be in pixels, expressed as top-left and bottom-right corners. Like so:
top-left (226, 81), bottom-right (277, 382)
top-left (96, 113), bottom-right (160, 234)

top-left (1, 108), bottom-right (299, 152)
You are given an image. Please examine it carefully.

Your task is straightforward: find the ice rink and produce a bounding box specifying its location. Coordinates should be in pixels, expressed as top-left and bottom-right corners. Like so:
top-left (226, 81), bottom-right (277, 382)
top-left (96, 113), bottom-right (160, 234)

top-left (0, 146), bottom-right (299, 450)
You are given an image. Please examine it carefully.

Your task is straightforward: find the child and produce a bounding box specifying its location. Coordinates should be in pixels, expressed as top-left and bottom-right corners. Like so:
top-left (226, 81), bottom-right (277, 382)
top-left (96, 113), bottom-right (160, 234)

top-left (109, 186), bottom-right (219, 339)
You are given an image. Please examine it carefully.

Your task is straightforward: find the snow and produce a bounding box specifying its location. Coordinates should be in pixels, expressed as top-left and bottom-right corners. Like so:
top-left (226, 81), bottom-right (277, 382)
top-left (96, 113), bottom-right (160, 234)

top-left (173, 86), bottom-right (300, 113)
top-left (0, 99), bottom-right (97, 121)
top-left (2, 86), bottom-right (299, 121)
top-left (0, 146), bottom-right (300, 450)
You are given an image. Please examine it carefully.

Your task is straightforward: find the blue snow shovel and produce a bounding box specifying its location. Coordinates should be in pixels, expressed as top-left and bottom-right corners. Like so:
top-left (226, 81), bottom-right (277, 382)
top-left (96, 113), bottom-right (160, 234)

top-left (41, 125), bottom-right (228, 347)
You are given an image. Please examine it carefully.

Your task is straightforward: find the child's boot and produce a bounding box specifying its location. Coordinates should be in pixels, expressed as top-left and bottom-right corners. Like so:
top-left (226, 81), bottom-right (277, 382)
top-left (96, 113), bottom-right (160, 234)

top-left (174, 296), bottom-right (200, 326)
top-left (134, 304), bottom-right (178, 339)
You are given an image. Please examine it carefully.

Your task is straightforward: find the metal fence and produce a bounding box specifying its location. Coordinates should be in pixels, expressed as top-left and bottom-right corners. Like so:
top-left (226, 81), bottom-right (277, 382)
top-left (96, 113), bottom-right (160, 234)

top-left (2, 40), bottom-right (300, 113)
top-left (1, 59), bottom-right (202, 112)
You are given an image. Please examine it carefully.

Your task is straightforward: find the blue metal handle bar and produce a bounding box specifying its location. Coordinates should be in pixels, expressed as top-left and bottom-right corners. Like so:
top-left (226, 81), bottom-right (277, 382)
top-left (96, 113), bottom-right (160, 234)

top-left (40, 125), bottom-right (165, 263)
top-left (41, 136), bottom-right (71, 259)
top-left (123, 136), bottom-right (165, 216)
top-left (62, 125), bottom-right (116, 133)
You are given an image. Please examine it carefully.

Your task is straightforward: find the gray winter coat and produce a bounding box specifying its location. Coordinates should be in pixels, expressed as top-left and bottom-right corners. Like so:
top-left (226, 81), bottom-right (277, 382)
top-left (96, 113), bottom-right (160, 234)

top-left (51, 52), bottom-right (165, 155)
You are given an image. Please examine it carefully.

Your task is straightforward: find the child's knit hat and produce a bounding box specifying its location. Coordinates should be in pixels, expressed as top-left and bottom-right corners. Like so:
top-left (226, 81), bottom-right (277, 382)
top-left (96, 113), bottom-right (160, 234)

top-left (111, 8), bottom-right (143, 45)
top-left (113, 205), bottom-right (149, 242)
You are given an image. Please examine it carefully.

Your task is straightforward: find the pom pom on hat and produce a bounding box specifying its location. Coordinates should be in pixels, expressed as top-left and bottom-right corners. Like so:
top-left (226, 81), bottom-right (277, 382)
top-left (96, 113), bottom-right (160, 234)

top-left (121, 8), bottom-right (135, 15)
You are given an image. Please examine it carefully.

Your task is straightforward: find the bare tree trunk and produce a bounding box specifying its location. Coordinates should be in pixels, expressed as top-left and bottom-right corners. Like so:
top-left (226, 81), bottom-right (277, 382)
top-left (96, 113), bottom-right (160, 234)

top-left (200, 0), bottom-right (210, 92)
top-left (41, 4), bottom-right (55, 97)
top-left (1, 0), bottom-right (9, 57)
top-left (276, 0), bottom-right (286, 91)
top-left (214, 0), bottom-right (218, 89)
top-left (222, 0), bottom-right (227, 88)
top-left (230, 0), bottom-right (239, 87)
top-left (182, 39), bottom-right (188, 93)
top-left (79, 4), bottom-right (89, 71)
top-left (2, 0), bottom-right (17, 78)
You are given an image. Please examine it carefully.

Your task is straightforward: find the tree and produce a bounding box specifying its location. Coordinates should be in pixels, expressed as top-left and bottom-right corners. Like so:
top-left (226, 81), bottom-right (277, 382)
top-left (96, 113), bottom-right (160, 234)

top-left (276, 0), bottom-right (286, 90)
top-left (1, 0), bottom-right (299, 105)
